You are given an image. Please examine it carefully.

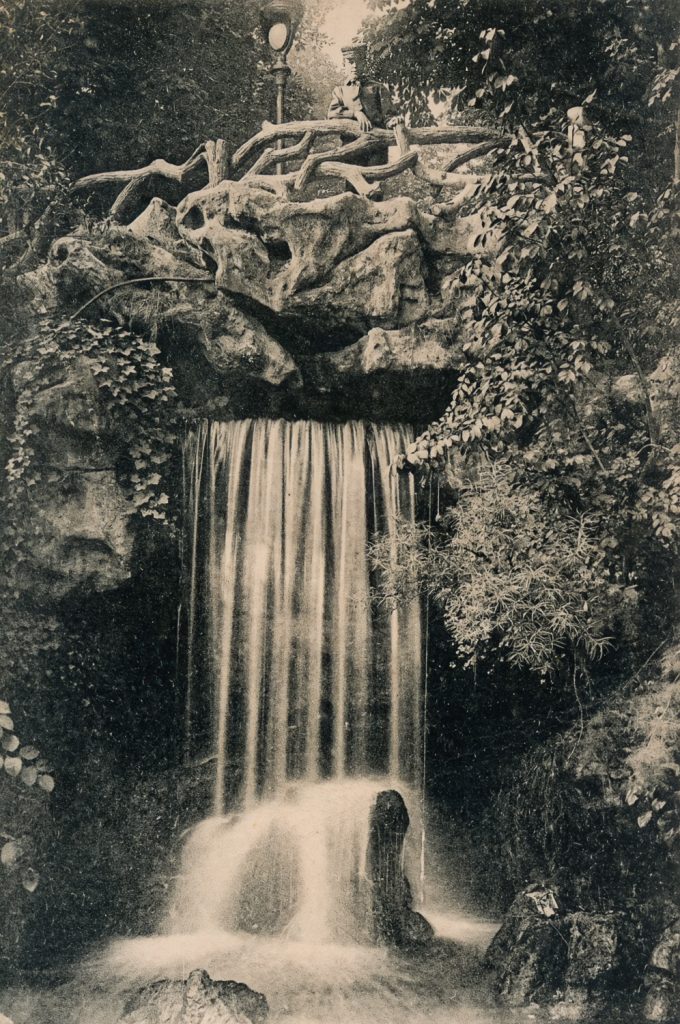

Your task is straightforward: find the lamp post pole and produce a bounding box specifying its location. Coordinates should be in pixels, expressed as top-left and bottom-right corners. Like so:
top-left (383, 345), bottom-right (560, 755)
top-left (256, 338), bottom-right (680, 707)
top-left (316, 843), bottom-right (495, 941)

top-left (273, 56), bottom-right (291, 126)
top-left (272, 57), bottom-right (291, 173)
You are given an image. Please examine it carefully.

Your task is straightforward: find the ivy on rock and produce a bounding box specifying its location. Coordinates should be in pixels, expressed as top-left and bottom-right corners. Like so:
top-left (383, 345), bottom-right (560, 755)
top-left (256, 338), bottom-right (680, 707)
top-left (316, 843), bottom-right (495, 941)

top-left (3, 316), bottom-right (178, 561)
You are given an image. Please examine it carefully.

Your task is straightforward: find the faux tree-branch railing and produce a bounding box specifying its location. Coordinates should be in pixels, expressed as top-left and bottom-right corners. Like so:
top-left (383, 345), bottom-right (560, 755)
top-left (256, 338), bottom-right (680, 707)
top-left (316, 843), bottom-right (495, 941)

top-left (73, 143), bottom-right (213, 222)
top-left (231, 119), bottom-right (500, 172)
top-left (72, 119), bottom-right (505, 220)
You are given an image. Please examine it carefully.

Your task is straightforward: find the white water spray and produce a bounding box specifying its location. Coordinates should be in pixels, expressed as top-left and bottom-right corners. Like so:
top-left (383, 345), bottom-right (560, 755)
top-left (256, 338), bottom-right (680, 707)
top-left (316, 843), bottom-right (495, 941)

top-left (168, 778), bottom-right (417, 945)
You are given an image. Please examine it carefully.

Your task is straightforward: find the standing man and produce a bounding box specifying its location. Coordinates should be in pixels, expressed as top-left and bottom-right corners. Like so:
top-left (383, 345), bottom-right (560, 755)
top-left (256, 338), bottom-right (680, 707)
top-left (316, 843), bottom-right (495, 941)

top-left (328, 43), bottom-right (403, 177)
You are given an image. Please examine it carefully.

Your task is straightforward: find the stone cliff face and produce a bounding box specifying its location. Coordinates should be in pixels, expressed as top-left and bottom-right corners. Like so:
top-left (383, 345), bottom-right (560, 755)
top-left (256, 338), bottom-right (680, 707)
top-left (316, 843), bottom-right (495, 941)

top-left (15, 183), bottom-right (478, 425)
top-left (7, 356), bottom-right (135, 598)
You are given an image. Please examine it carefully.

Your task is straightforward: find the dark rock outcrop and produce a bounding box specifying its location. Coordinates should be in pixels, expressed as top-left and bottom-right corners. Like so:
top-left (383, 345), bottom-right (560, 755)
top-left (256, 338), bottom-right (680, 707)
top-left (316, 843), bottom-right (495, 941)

top-left (369, 789), bottom-right (434, 947)
top-left (484, 886), bottom-right (567, 1006)
top-left (119, 968), bottom-right (268, 1024)
top-left (480, 645), bottom-right (680, 1016)
top-left (564, 910), bottom-right (635, 1004)
top-left (485, 887), bottom-right (636, 1009)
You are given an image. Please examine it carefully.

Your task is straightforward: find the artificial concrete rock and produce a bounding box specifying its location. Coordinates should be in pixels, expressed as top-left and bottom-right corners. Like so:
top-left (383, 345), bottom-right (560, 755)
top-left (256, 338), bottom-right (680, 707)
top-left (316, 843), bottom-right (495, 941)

top-left (30, 468), bottom-right (134, 595)
top-left (176, 182), bottom-right (476, 332)
top-left (8, 356), bottom-right (135, 597)
top-left (128, 197), bottom-right (184, 252)
top-left (194, 299), bottom-right (301, 389)
top-left (14, 177), bottom-right (480, 419)
top-left (2, 175), bottom-right (482, 598)
top-left (309, 317), bottom-right (463, 389)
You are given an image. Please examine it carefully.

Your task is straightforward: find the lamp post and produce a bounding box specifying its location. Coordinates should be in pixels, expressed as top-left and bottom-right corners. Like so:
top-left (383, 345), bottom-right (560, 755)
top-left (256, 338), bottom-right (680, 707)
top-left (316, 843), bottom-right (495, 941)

top-left (260, 0), bottom-right (303, 172)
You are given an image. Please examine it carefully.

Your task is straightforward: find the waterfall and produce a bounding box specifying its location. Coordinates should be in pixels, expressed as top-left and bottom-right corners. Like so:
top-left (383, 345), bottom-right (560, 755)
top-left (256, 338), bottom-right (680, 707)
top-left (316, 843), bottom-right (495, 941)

top-left (183, 419), bottom-right (422, 813)
top-left (168, 778), bottom-right (413, 945)
top-left (175, 419), bottom-right (423, 947)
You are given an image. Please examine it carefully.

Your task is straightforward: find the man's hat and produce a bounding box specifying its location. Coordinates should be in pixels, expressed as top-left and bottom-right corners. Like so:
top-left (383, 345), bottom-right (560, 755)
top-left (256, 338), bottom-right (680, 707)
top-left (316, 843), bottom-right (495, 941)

top-left (341, 42), bottom-right (368, 61)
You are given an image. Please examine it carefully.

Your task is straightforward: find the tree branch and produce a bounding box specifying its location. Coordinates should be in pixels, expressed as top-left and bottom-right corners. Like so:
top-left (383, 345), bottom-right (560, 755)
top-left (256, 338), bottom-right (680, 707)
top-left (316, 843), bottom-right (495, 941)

top-left (72, 143), bottom-right (208, 192)
top-left (294, 136), bottom-right (380, 191)
top-left (245, 131), bottom-right (315, 177)
top-left (444, 138), bottom-right (508, 172)
top-left (317, 162), bottom-right (380, 197)
top-left (413, 163), bottom-right (489, 189)
top-left (69, 275), bottom-right (213, 320)
top-left (205, 139), bottom-right (230, 186)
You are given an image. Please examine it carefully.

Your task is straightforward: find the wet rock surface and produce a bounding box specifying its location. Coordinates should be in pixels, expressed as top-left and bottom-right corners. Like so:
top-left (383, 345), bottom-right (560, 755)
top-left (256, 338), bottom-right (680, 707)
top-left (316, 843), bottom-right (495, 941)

top-left (369, 789), bottom-right (434, 947)
top-left (484, 886), bottom-right (568, 1006)
top-left (119, 969), bottom-right (268, 1024)
top-left (309, 317), bottom-right (464, 382)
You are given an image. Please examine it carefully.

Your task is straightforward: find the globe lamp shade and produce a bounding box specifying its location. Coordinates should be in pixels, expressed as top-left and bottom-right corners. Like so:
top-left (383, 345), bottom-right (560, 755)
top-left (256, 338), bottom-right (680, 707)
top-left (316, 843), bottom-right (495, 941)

top-left (268, 21), bottom-right (289, 51)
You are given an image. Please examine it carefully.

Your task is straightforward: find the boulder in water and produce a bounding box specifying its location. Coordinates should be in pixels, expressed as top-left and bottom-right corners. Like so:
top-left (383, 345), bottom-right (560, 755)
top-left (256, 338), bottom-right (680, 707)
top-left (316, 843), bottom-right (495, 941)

top-left (486, 887), bottom-right (638, 1009)
top-left (119, 968), bottom-right (268, 1024)
top-left (369, 789), bottom-right (434, 947)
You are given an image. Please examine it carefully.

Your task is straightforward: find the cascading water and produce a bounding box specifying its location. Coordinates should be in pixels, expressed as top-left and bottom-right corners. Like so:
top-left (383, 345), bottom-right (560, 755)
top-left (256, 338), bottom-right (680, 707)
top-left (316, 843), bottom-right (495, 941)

top-left (169, 778), bottom-right (404, 945)
top-left (183, 419), bottom-right (422, 813)
top-left (174, 419), bottom-right (423, 945)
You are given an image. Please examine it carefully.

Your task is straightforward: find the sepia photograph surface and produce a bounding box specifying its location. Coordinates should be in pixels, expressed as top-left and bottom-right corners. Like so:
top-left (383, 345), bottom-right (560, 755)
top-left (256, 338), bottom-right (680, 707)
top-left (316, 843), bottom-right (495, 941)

top-left (0, 0), bottom-right (678, 1022)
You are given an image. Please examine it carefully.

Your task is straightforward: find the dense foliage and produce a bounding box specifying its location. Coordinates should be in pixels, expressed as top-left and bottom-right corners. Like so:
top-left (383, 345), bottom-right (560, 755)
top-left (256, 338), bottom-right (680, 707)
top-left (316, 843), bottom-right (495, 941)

top-left (373, 467), bottom-right (631, 675)
top-left (366, 0), bottom-right (679, 684)
top-left (2, 317), bottom-right (178, 557)
top-left (0, 0), bottom-right (333, 240)
top-left (0, 695), bottom-right (54, 895)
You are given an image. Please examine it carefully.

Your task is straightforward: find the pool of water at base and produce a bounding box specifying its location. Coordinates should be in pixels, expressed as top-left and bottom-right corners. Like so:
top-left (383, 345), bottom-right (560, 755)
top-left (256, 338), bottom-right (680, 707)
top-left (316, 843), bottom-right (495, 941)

top-left (0, 913), bottom-right (644, 1024)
